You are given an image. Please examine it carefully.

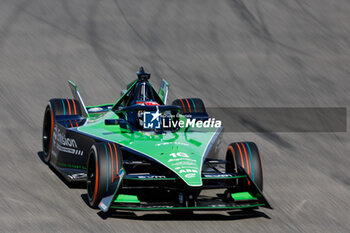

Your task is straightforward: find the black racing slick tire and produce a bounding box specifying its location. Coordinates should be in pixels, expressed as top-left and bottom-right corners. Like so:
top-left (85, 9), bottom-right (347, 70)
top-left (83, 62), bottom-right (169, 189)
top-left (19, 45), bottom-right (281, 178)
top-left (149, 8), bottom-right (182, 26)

top-left (87, 143), bottom-right (123, 208)
top-left (48, 98), bottom-right (83, 116)
top-left (225, 142), bottom-right (263, 192)
top-left (172, 98), bottom-right (206, 114)
top-left (42, 104), bottom-right (54, 163)
top-left (42, 98), bottom-right (82, 163)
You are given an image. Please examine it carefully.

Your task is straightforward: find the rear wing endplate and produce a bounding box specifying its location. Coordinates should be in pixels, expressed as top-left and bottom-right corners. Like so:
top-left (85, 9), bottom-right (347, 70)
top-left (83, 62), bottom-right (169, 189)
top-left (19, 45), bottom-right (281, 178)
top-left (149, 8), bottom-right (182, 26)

top-left (68, 80), bottom-right (88, 118)
top-left (158, 79), bottom-right (169, 104)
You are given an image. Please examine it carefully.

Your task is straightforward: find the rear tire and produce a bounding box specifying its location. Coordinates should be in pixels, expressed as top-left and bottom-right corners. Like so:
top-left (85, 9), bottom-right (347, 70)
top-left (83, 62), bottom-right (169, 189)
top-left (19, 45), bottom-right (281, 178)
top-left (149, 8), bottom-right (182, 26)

top-left (225, 142), bottom-right (263, 192)
top-left (172, 98), bottom-right (206, 114)
top-left (48, 98), bottom-right (83, 116)
top-left (87, 143), bottom-right (123, 208)
top-left (42, 104), bottom-right (54, 163)
top-left (42, 98), bottom-right (83, 163)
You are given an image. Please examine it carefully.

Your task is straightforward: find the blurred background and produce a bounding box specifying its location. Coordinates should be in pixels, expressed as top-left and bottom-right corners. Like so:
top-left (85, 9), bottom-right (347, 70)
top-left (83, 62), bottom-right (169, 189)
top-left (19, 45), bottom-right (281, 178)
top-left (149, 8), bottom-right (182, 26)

top-left (0, 0), bottom-right (349, 232)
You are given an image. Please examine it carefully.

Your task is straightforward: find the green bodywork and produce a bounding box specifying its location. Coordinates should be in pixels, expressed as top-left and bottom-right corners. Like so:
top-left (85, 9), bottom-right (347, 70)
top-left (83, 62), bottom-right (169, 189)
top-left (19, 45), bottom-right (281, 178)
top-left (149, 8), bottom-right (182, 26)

top-left (77, 81), bottom-right (221, 187)
top-left (114, 194), bottom-right (140, 203)
top-left (110, 204), bottom-right (265, 211)
top-left (231, 192), bottom-right (258, 201)
top-left (78, 110), bottom-right (220, 186)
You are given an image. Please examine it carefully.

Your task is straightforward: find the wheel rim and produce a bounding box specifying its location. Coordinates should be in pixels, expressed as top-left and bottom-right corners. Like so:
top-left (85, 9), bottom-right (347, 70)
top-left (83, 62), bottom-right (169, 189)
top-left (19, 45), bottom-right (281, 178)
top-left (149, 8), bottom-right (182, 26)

top-left (87, 152), bottom-right (96, 202)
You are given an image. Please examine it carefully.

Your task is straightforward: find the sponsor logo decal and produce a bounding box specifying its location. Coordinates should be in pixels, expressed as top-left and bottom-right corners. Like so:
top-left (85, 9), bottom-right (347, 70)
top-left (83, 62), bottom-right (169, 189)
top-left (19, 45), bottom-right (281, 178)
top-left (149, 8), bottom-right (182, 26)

top-left (156, 142), bottom-right (189, 146)
top-left (203, 174), bottom-right (233, 178)
top-left (68, 173), bottom-right (87, 180)
top-left (179, 169), bottom-right (198, 174)
top-left (172, 161), bottom-right (197, 166)
top-left (185, 173), bottom-right (196, 178)
top-left (137, 175), bottom-right (166, 179)
top-left (59, 163), bottom-right (86, 170)
top-left (146, 205), bottom-right (174, 209)
top-left (53, 126), bottom-right (77, 148)
top-left (209, 204), bottom-right (226, 207)
top-left (167, 158), bottom-right (196, 162)
top-left (53, 126), bottom-right (83, 156)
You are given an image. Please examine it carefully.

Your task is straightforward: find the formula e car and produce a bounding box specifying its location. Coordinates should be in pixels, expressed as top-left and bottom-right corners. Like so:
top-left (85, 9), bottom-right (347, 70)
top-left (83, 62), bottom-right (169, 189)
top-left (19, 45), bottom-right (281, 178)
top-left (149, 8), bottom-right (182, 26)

top-left (42, 67), bottom-right (271, 213)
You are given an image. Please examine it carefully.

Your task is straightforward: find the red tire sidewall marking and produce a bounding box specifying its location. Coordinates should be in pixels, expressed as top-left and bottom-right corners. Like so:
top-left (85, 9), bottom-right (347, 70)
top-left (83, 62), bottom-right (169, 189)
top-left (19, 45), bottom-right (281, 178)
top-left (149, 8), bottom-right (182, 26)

top-left (66, 98), bottom-right (71, 115)
top-left (113, 143), bottom-right (119, 176)
top-left (185, 99), bottom-right (191, 113)
top-left (49, 105), bottom-right (54, 151)
top-left (108, 143), bottom-right (114, 183)
top-left (236, 143), bottom-right (247, 189)
top-left (241, 143), bottom-right (250, 175)
top-left (241, 143), bottom-right (251, 186)
top-left (179, 99), bottom-right (186, 113)
top-left (236, 143), bottom-right (244, 169)
top-left (93, 152), bottom-right (99, 202)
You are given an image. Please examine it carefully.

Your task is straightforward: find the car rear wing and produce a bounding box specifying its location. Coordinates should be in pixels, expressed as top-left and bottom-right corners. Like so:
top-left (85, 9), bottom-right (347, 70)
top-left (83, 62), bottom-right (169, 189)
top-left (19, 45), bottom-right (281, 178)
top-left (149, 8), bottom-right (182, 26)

top-left (68, 80), bottom-right (88, 118)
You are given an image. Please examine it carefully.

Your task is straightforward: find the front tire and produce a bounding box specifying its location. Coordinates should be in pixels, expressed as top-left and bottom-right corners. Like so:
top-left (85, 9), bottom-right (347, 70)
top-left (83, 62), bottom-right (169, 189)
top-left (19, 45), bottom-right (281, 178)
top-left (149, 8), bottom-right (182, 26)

top-left (87, 143), bottom-right (123, 208)
top-left (225, 142), bottom-right (263, 192)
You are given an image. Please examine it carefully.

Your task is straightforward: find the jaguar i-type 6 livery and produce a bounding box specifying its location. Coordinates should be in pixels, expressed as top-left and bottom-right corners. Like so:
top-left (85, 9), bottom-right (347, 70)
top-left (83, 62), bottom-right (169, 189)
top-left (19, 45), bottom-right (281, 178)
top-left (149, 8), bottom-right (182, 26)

top-left (42, 67), bottom-right (271, 213)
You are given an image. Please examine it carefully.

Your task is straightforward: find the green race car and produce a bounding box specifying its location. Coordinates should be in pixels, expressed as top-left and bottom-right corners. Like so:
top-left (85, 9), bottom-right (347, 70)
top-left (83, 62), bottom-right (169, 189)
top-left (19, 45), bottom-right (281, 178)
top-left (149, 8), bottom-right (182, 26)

top-left (42, 67), bottom-right (271, 214)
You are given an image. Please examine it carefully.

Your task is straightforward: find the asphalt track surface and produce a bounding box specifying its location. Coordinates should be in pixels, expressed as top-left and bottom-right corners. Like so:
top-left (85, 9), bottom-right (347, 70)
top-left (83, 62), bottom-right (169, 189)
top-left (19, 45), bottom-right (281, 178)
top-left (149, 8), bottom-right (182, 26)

top-left (1, 0), bottom-right (350, 232)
